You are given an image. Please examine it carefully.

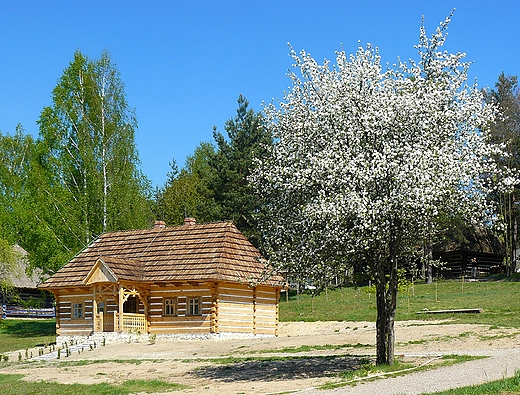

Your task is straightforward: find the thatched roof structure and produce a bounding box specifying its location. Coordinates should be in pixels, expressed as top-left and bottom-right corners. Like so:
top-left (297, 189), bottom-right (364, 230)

top-left (433, 225), bottom-right (504, 255)
top-left (4, 245), bottom-right (44, 289)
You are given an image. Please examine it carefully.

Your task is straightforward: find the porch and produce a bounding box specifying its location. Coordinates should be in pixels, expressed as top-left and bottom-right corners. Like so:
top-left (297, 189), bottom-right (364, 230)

top-left (90, 282), bottom-right (149, 334)
top-left (94, 311), bottom-right (147, 333)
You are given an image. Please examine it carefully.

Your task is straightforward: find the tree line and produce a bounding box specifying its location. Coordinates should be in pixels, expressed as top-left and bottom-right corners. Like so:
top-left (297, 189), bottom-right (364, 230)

top-left (0, 41), bottom-right (518, 288)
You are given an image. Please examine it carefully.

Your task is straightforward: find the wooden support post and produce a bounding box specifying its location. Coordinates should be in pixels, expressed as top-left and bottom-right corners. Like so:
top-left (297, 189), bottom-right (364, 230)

top-left (211, 282), bottom-right (219, 334)
top-left (118, 284), bottom-right (124, 332)
top-left (253, 286), bottom-right (257, 335)
top-left (275, 288), bottom-right (280, 336)
top-left (92, 285), bottom-right (98, 332)
top-left (54, 291), bottom-right (61, 336)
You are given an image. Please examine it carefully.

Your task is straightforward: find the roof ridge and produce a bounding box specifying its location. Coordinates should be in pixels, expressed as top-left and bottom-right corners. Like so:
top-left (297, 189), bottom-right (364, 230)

top-left (98, 220), bottom-right (235, 236)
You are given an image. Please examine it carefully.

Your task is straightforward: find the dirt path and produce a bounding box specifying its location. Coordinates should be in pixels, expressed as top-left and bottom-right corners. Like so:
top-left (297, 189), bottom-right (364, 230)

top-left (299, 348), bottom-right (520, 394)
top-left (2, 320), bottom-right (520, 394)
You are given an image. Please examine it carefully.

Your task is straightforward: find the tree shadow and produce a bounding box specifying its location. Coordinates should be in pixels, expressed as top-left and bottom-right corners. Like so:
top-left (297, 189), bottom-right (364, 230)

top-left (191, 355), bottom-right (364, 382)
top-left (0, 319), bottom-right (55, 337)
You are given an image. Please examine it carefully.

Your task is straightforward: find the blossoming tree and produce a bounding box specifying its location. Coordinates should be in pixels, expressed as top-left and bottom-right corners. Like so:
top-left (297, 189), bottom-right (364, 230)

top-left (252, 14), bottom-right (501, 365)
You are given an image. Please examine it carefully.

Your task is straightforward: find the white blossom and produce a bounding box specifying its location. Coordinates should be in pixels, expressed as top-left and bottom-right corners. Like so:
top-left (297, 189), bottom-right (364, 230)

top-left (251, 13), bottom-right (504, 364)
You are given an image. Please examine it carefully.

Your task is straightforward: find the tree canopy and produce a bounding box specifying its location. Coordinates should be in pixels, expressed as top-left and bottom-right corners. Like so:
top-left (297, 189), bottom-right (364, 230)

top-left (37, 50), bottom-right (151, 248)
top-left (252, 13), bottom-right (501, 365)
top-left (155, 142), bottom-right (219, 225)
top-left (209, 95), bottom-right (272, 247)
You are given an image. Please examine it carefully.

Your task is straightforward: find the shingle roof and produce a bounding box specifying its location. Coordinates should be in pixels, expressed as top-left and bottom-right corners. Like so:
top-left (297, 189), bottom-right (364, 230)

top-left (39, 222), bottom-right (284, 289)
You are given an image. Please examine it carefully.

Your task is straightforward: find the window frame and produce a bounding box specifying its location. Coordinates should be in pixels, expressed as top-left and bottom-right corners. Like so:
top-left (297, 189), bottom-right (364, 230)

top-left (163, 298), bottom-right (177, 317)
top-left (73, 302), bottom-right (83, 319)
top-left (187, 297), bottom-right (201, 316)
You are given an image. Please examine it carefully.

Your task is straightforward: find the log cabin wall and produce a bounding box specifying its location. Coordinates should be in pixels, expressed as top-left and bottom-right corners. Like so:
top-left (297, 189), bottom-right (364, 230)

top-left (253, 286), bottom-right (279, 335)
top-left (148, 282), bottom-right (213, 334)
top-left (217, 283), bottom-right (255, 334)
top-left (146, 282), bottom-right (279, 336)
top-left (55, 287), bottom-right (94, 336)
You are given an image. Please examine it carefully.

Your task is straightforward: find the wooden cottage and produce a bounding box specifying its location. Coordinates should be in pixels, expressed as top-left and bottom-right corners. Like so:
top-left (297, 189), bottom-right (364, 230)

top-left (432, 225), bottom-right (504, 278)
top-left (39, 219), bottom-right (285, 338)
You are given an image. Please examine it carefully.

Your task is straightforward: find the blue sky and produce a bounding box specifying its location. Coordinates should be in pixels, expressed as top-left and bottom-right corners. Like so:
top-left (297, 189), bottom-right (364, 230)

top-left (0, 1), bottom-right (518, 187)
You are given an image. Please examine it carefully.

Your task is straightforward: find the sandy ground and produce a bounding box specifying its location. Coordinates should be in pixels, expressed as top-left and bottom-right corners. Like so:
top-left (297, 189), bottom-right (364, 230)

top-left (2, 320), bottom-right (520, 394)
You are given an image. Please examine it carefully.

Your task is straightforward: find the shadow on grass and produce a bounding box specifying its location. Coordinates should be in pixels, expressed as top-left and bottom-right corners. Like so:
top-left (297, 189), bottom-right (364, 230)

top-left (191, 355), bottom-right (362, 382)
top-left (0, 319), bottom-right (55, 338)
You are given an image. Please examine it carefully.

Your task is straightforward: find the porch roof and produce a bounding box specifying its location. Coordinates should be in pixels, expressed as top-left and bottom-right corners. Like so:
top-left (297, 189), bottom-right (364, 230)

top-left (40, 221), bottom-right (284, 289)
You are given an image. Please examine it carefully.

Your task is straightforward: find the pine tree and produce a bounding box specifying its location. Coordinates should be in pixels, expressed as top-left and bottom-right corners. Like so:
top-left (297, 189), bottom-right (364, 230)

top-left (210, 95), bottom-right (272, 247)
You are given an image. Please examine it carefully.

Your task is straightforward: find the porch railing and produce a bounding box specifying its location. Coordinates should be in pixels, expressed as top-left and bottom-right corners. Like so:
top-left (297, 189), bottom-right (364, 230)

top-left (114, 312), bottom-right (147, 333)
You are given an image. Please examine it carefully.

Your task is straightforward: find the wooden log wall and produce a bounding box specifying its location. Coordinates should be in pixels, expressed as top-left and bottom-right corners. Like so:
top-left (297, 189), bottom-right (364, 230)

top-left (217, 283), bottom-right (255, 334)
top-left (55, 287), bottom-right (94, 336)
top-left (148, 282), bottom-right (280, 336)
top-left (218, 283), bottom-right (279, 335)
top-left (253, 286), bottom-right (279, 335)
top-left (434, 251), bottom-right (504, 278)
top-left (148, 283), bottom-right (213, 334)
top-left (52, 282), bottom-right (280, 337)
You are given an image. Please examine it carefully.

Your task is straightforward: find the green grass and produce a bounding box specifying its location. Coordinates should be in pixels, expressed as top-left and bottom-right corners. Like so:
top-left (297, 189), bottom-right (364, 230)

top-left (0, 374), bottom-right (187, 394)
top-left (279, 278), bottom-right (520, 327)
top-left (424, 370), bottom-right (520, 394)
top-left (0, 319), bottom-right (55, 354)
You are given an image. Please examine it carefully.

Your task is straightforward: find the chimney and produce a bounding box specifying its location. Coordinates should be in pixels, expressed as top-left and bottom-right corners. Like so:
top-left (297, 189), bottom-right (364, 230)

top-left (184, 217), bottom-right (196, 226)
top-left (154, 220), bottom-right (166, 229)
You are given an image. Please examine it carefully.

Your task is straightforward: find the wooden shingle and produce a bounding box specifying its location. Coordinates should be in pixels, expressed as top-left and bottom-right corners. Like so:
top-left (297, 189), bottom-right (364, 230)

top-left (40, 222), bottom-right (284, 289)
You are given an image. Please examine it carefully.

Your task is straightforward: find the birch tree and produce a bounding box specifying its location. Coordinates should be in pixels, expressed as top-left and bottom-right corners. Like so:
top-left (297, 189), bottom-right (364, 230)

top-left (252, 13), bottom-right (501, 365)
top-left (38, 50), bottom-right (150, 247)
top-left (0, 127), bottom-right (81, 275)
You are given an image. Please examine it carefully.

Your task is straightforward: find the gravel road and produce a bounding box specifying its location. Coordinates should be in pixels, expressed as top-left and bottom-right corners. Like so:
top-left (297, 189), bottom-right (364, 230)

top-left (297, 348), bottom-right (520, 394)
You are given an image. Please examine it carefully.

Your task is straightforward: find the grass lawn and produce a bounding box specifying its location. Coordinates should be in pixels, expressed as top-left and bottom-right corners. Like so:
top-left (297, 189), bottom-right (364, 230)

top-left (279, 277), bottom-right (520, 327)
top-left (2, 278), bottom-right (520, 393)
top-left (0, 374), bottom-right (187, 394)
top-left (424, 371), bottom-right (520, 394)
top-left (0, 319), bottom-right (55, 354)
top-left (1, 278), bottom-right (520, 354)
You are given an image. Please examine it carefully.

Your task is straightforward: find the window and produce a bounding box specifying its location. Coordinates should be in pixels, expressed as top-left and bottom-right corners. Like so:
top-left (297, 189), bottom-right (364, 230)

top-left (123, 295), bottom-right (138, 313)
top-left (73, 303), bottom-right (83, 319)
top-left (164, 298), bottom-right (177, 316)
top-left (188, 297), bottom-right (201, 315)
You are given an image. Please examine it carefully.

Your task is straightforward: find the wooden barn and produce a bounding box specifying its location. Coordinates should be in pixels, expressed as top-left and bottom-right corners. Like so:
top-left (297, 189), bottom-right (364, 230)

top-left (39, 219), bottom-right (285, 338)
top-left (432, 225), bottom-right (504, 278)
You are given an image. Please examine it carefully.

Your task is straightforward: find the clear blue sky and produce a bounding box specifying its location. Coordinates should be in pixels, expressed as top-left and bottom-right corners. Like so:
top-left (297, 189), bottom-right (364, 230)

top-left (0, 1), bottom-right (518, 187)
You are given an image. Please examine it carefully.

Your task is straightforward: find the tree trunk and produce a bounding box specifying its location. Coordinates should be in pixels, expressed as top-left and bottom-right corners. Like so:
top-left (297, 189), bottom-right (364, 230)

top-left (375, 281), bottom-right (398, 364)
top-left (512, 212), bottom-right (517, 274)
top-left (373, 259), bottom-right (398, 365)
top-left (371, 218), bottom-right (402, 365)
